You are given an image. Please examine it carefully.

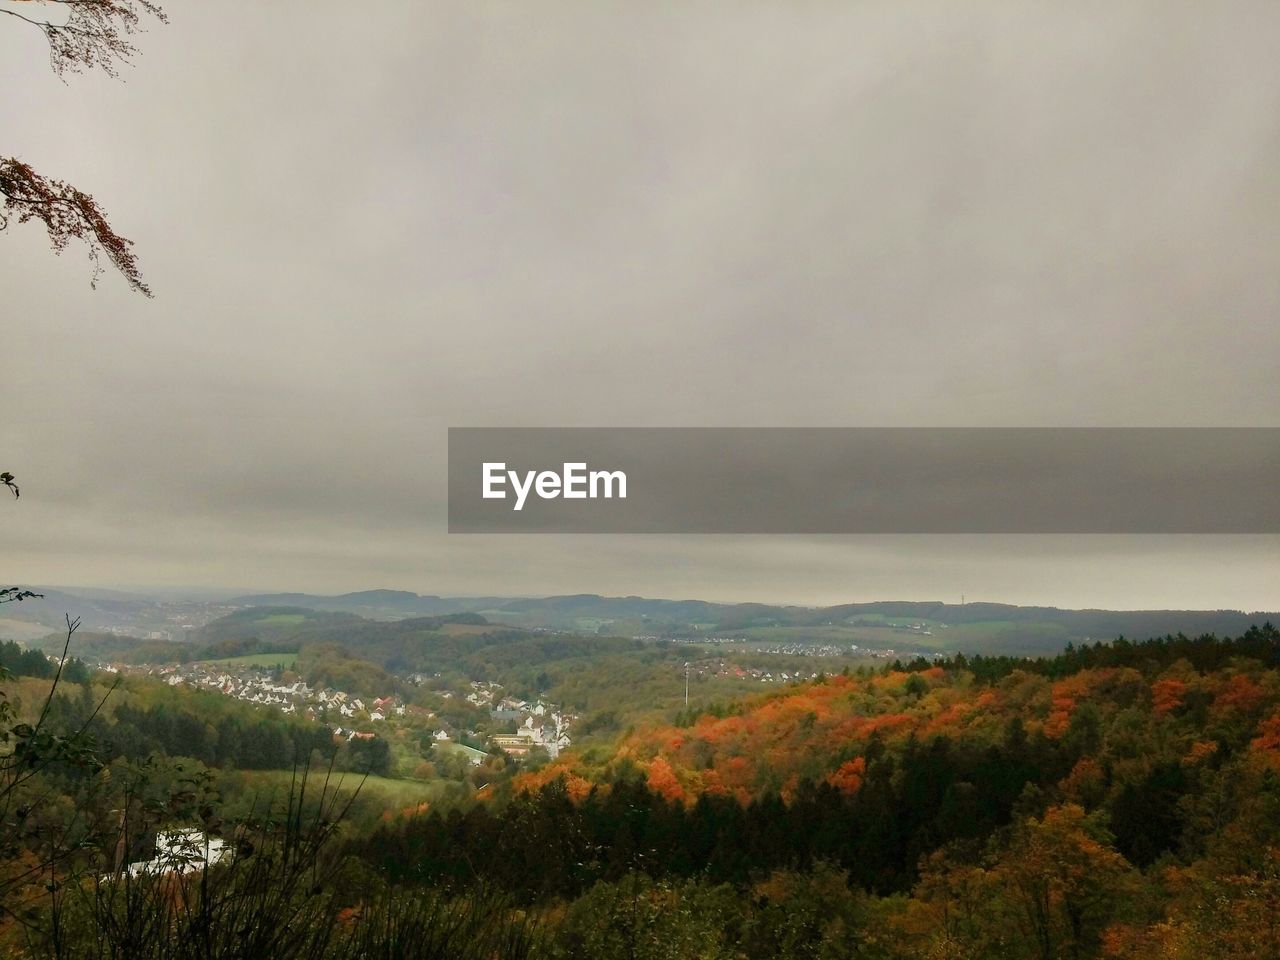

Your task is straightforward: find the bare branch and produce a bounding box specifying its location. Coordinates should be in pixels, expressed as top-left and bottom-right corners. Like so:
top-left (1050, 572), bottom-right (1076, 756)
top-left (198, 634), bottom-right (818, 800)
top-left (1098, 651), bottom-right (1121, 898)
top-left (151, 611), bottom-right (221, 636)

top-left (0, 0), bottom-right (167, 77)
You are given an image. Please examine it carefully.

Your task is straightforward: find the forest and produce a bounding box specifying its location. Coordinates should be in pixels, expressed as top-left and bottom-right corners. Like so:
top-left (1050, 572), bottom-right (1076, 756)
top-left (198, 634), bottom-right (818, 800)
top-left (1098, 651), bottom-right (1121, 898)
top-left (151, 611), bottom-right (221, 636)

top-left (0, 623), bottom-right (1276, 957)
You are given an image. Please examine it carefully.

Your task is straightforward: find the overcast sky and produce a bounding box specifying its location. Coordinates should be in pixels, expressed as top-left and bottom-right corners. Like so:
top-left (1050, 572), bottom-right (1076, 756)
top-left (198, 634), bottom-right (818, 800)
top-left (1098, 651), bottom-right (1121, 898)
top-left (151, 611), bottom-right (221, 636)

top-left (2, 1), bottom-right (1278, 609)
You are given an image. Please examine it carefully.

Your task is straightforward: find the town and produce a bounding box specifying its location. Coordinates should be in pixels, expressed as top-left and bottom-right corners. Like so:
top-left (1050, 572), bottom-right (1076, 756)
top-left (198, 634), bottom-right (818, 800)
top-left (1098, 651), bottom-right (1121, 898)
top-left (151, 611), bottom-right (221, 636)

top-left (108, 660), bottom-right (578, 768)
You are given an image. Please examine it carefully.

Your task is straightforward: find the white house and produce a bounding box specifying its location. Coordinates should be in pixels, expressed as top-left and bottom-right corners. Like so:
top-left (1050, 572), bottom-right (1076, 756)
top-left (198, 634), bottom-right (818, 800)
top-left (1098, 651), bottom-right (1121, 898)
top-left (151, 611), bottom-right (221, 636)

top-left (121, 829), bottom-right (230, 878)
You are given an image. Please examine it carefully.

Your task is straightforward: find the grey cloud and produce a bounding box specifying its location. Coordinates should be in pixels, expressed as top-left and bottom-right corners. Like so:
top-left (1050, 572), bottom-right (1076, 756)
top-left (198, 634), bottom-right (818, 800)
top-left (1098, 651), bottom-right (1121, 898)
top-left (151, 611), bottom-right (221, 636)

top-left (1, 1), bottom-right (1278, 606)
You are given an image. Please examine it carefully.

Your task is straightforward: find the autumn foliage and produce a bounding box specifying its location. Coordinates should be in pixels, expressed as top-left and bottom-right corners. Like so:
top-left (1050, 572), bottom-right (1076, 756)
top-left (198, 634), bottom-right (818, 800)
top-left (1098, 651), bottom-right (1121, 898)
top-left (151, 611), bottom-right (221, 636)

top-left (358, 627), bottom-right (1280, 959)
top-left (521, 651), bottom-right (1279, 813)
top-left (0, 158), bottom-right (151, 295)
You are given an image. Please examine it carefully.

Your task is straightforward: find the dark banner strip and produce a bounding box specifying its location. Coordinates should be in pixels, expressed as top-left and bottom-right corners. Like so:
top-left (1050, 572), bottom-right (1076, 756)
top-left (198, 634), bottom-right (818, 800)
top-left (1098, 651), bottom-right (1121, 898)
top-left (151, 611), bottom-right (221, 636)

top-left (448, 428), bottom-right (1279, 533)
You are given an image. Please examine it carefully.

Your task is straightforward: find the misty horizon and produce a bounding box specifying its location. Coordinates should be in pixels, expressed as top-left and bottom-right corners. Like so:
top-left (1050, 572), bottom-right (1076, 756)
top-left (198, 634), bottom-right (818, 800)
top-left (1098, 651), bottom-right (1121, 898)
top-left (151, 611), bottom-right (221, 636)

top-left (18, 575), bottom-right (1280, 616)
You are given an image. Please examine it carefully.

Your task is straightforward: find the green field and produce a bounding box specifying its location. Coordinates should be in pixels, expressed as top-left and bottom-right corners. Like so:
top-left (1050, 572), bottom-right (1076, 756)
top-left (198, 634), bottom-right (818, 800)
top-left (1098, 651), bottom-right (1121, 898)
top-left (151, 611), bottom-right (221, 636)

top-left (435, 622), bottom-right (498, 636)
top-left (739, 624), bottom-right (934, 648)
top-left (196, 652), bottom-right (299, 669)
top-left (734, 620), bottom-right (1076, 656)
top-left (941, 620), bottom-right (1073, 655)
top-left (234, 769), bottom-right (451, 806)
top-left (841, 613), bottom-right (947, 629)
top-left (0, 618), bottom-right (52, 643)
top-left (254, 613), bottom-right (308, 626)
top-left (434, 741), bottom-right (488, 763)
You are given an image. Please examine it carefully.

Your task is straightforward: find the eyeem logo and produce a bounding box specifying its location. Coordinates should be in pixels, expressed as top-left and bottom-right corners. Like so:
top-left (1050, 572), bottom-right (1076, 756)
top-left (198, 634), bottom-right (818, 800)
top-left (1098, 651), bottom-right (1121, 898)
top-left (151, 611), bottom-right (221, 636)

top-left (482, 462), bottom-right (627, 512)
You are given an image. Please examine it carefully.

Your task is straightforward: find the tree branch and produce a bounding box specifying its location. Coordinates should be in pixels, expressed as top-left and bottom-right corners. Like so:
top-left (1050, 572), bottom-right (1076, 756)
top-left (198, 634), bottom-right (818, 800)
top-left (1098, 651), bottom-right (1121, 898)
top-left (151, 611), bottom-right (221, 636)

top-left (1, 0), bottom-right (166, 294)
top-left (0, 0), bottom-right (167, 77)
top-left (0, 156), bottom-right (152, 296)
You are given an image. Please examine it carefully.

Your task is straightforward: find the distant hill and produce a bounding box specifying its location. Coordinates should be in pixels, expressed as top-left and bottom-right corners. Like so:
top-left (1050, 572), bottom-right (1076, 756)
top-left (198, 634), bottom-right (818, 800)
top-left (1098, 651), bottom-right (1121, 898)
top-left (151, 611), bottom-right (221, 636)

top-left (228, 591), bottom-right (751, 631)
top-left (3, 586), bottom-right (1276, 659)
top-left (196, 606), bottom-right (368, 643)
top-left (227, 590), bottom-right (506, 620)
top-left (223, 591), bottom-right (1278, 654)
top-left (0, 587), bottom-right (164, 632)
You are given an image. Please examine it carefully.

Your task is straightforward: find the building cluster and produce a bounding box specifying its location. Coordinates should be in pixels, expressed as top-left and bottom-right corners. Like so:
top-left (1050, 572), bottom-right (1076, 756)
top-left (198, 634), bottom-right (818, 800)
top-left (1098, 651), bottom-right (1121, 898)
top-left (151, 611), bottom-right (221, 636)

top-left (753, 643), bottom-right (864, 658)
top-left (146, 663), bottom-right (410, 733)
top-left (843, 618), bottom-right (940, 636)
top-left (699, 661), bottom-right (825, 684)
top-left (487, 696), bottom-right (574, 759)
top-left (465, 680), bottom-right (502, 707)
top-left (124, 663), bottom-right (577, 765)
top-left (158, 665), bottom-right (311, 712)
